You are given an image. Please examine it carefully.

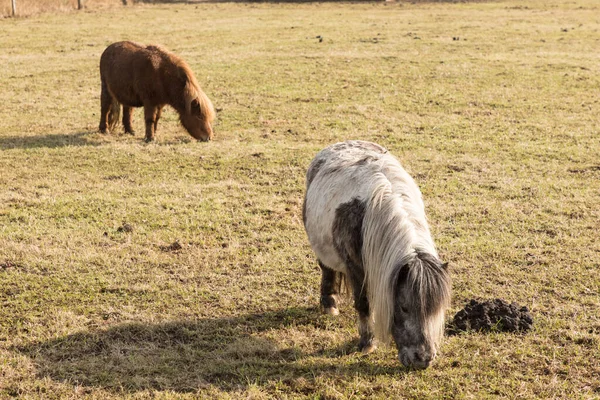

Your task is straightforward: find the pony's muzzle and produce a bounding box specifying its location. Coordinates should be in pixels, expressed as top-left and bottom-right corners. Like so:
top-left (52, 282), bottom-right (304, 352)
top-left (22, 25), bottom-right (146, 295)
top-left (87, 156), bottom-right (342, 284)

top-left (399, 348), bottom-right (435, 370)
top-left (196, 133), bottom-right (211, 142)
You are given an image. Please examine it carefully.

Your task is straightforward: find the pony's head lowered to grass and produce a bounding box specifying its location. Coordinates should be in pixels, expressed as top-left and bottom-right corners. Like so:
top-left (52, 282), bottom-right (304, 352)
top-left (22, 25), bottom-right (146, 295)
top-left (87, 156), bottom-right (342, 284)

top-left (179, 70), bottom-right (216, 142)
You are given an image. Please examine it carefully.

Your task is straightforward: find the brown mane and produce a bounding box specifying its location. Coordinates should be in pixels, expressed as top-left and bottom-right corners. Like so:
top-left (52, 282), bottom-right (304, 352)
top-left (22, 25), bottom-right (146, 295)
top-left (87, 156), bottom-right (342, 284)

top-left (146, 44), bottom-right (215, 122)
top-left (182, 70), bottom-right (216, 123)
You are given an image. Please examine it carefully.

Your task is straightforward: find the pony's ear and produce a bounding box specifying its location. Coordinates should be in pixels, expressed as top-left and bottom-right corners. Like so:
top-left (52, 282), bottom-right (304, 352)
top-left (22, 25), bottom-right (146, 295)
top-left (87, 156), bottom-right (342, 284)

top-left (393, 264), bottom-right (410, 302)
top-left (190, 98), bottom-right (201, 114)
top-left (397, 264), bottom-right (410, 284)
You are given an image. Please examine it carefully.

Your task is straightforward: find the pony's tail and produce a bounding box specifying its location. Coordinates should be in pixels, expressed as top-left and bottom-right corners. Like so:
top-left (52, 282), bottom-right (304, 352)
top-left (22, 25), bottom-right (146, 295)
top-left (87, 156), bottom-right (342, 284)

top-left (107, 98), bottom-right (120, 133)
top-left (331, 272), bottom-right (352, 300)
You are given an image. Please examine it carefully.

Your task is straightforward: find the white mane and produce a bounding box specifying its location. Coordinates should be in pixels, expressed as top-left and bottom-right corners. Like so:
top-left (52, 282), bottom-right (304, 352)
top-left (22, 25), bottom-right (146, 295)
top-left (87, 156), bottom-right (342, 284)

top-left (361, 155), bottom-right (447, 344)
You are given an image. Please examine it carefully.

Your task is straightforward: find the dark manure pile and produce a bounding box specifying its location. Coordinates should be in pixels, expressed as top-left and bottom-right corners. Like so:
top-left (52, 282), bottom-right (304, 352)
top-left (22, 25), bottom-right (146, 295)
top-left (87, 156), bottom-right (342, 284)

top-left (449, 298), bottom-right (534, 334)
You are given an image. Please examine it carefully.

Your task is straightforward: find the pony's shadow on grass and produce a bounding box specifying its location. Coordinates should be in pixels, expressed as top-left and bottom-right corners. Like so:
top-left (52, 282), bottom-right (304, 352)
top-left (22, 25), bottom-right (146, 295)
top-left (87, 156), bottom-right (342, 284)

top-left (16, 307), bottom-right (403, 394)
top-left (0, 131), bottom-right (100, 150)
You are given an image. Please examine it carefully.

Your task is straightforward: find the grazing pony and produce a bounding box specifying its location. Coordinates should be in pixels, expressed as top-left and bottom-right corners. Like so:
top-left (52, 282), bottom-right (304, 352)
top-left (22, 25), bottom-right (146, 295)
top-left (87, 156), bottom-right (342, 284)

top-left (303, 141), bottom-right (451, 369)
top-left (99, 41), bottom-right (215, 142)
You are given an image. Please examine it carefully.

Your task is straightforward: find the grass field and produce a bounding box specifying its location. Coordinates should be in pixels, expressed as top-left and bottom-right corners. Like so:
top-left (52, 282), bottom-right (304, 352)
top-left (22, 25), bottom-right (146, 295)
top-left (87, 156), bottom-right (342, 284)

top-left (1, 0), bottom-right (599, 398)
top-left (1, 0), bottom-right (119, 18)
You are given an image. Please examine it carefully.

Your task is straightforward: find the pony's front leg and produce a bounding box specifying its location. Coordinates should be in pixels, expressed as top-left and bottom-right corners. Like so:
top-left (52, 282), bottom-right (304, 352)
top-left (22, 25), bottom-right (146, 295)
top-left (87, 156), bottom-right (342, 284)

top-left (348, 267), bottom-right (376, 355)
top-left (319, 260), bottom-right (341, 316)
top-left (122, 106), bottom-right (135, 135)
top-left (154, 106), bottom-right (163, 134)
top-left (143, 105), bottom-right (159, 142)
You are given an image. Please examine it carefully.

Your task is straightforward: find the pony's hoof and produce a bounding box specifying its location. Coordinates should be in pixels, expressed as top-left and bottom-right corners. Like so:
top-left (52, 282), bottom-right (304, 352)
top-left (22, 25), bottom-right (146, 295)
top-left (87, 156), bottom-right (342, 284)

top-left (144, 137), bottom-right (155, 143)
top-left (125, 130), bottom-right (135, 136)
top-left (360, 343), bottom-right (377, 355)
top-left (323, 307), bottom-right (339, 316)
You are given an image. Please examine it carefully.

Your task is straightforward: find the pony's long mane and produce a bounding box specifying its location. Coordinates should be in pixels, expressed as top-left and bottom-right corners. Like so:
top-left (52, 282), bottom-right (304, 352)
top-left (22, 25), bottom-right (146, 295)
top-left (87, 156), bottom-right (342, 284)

top-left (151, 44), bottom-right (215, 123)
top-left (182, 69), bottom-right (216, 122)
top-left (361, 156), bottom-right (451, 345)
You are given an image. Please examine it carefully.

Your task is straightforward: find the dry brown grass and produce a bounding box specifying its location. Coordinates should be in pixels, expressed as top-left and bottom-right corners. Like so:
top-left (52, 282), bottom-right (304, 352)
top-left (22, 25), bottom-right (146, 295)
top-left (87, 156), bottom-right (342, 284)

top-left (1, 0), bottom-right (121, 17)
top-left (1, 0), bottom-right (599, 398)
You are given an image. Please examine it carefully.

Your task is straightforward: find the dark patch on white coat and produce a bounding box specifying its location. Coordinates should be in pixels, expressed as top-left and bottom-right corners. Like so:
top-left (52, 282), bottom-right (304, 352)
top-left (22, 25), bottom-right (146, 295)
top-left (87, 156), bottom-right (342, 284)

top-left (332, 198), bottom-right (366, 270)
top-left (331, 197), bottom-right (374, 350)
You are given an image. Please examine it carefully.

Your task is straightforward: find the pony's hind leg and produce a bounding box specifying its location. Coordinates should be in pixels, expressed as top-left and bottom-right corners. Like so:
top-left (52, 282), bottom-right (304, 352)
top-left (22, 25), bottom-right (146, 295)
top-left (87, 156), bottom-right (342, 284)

top-left (99, 80), bottom-right (111, 133)
top-left (122, 106), bottom-right (135, 135)
top-left (319, 260), bottom-right (341, 316)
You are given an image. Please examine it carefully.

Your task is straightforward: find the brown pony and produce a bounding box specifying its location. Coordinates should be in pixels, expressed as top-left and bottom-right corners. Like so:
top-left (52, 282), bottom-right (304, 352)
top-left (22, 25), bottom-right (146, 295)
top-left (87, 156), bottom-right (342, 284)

top-left (99, 41), bottom-right (215, 142)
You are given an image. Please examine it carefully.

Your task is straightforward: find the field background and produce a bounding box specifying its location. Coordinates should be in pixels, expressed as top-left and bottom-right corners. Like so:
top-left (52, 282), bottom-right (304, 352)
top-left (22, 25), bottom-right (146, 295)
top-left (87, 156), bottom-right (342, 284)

top-left (1, 0), bottom-right (599, 398)
top-left (1, 0), bottom-right (116, 18)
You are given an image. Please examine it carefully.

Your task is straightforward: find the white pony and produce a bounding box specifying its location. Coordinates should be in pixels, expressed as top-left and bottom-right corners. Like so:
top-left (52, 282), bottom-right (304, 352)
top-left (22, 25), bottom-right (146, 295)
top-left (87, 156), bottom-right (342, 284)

top-left (303, 141), bottom-right (451, 369)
